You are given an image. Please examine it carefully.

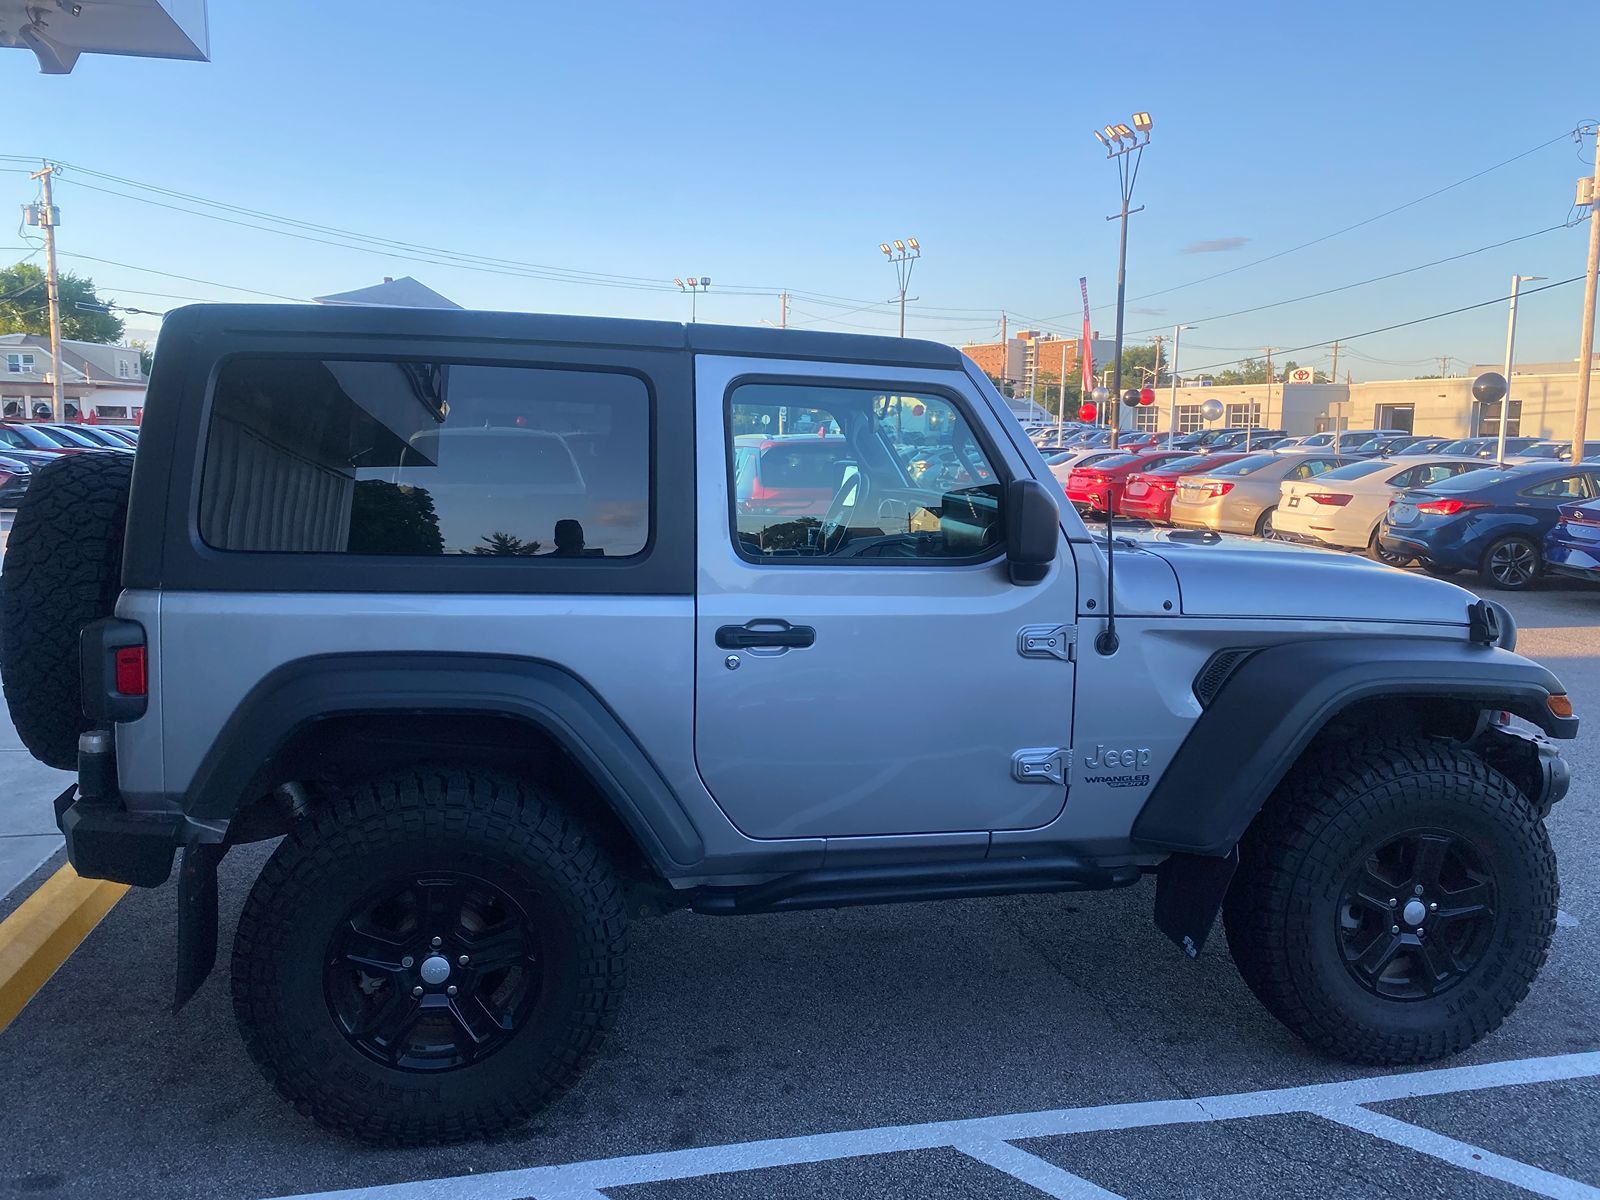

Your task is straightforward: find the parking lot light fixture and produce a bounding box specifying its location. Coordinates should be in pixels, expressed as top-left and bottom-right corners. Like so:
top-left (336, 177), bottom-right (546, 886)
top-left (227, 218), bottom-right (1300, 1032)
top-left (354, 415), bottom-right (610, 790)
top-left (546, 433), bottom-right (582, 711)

top-left (880, 237), bottom-right (922, 337)
top-left (676, 275), bottom-right (711, 322)
top-left (1095, 110), bottom-right (1152, 449)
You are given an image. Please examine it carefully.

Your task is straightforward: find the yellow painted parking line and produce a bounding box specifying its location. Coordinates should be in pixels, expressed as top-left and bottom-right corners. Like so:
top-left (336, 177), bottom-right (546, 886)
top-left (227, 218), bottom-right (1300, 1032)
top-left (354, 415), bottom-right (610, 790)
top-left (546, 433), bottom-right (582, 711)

top-left (0, 863), bottom-right (127, 1033)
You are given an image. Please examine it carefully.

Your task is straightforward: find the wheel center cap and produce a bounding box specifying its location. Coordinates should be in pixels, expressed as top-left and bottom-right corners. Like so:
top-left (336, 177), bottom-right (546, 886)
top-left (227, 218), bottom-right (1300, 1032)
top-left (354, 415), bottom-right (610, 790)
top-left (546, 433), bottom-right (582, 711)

top-left (1402, 899), bottom-right (1427, 926)
top-left (419, 954), bottom-right (452, 985)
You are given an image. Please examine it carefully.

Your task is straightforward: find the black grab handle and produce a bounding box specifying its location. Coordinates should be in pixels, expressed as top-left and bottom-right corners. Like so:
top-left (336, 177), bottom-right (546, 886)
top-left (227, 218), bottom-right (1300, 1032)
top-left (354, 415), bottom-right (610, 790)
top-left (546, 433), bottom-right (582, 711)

top-left (715, 622), bottom-right (817, 650)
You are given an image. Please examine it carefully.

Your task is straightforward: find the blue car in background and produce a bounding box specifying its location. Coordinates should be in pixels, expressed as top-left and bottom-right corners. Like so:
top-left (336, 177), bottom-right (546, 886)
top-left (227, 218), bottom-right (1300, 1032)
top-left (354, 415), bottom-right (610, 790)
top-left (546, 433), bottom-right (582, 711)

top-left (1379, 461), bottom-right (1600, 590)
top-left (1545, 498), bottom-right (1600, 585)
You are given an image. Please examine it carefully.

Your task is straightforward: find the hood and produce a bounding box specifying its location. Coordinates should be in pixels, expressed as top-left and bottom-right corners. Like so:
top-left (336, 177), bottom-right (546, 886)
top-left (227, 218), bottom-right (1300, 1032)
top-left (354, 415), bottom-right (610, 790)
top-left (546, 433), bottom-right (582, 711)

top-left (1125, 528), bottom-right (1476, 623)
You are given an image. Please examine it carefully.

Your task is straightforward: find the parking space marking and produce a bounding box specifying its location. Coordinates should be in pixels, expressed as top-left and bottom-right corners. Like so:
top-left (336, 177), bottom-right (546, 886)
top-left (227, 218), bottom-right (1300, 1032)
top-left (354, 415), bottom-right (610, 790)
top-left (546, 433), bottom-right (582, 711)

top-left (1321, 1105), bottom-right (1600, 1199)
top-left (0, 862), bottom-right (126, 1033)
top-left (955, 1139), bottom-right (1123, 1198)
top-left (278, 1051), bottom-right (1600, 1200)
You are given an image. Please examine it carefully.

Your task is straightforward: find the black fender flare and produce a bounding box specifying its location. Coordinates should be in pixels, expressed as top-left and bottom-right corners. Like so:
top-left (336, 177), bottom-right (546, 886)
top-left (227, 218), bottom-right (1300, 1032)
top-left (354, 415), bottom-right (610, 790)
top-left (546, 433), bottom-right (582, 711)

top-left (1133, 637), bottom-right (1575, 857)
top-left (182, 651), bottom-right (705, 872)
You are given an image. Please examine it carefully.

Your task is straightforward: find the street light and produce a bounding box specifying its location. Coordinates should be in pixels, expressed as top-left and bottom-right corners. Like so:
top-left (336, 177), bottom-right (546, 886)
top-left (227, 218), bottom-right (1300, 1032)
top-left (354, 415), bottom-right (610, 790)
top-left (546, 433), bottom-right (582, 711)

top-left (1165, 324), bottom-right (1195, 446)
top-left (1093, 109), bottom-right (1153, 449)
top-left (1496, 274), bottom-right (1545, 463)
top-left (676, 275), bottom-right (711, 322)
top-left (880, 237), bottom-right (921, 337)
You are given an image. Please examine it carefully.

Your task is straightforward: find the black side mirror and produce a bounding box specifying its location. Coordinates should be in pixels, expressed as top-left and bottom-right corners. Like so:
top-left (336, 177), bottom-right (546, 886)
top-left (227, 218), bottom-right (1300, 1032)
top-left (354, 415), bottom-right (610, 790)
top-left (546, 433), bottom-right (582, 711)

top-left (1006, 477), bottom-right (1059, 585)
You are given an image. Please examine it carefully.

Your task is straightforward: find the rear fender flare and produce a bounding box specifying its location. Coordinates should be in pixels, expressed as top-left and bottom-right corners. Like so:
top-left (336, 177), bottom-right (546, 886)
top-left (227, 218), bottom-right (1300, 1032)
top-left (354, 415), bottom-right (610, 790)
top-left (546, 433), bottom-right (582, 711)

top-left (182, 652), bottom-right (704, 873)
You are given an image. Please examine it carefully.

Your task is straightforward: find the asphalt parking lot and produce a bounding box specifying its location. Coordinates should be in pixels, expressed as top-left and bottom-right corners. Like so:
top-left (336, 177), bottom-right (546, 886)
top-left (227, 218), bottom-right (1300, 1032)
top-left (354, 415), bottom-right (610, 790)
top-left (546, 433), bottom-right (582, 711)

top-left (0, 583), bottom-right (1597, 1200)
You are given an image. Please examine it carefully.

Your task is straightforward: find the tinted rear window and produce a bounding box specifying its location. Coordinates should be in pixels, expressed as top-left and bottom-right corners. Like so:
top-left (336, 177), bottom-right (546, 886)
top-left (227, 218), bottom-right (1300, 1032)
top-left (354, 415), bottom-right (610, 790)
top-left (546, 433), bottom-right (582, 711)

top-left (200, 357), bottom-right (649, 558)
top-left (1207, 453), bottom-right (1281, 477)
top-left (1088, 453), bottom-right (1140, 470)
top-left (758, 442), bottom-right (846, 488)
top-left (1319, 460), bottom-right (1391, 481)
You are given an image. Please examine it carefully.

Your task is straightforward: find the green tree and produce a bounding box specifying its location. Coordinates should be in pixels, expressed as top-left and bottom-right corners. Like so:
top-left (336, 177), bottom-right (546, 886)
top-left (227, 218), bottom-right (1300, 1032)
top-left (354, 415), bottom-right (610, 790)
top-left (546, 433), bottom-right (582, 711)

top-left (466, 531), bottom-right (542, 556)
top-left (0, 261), bottom-right (124, 342)
top-left (130, 338), bottom-right (154, 376)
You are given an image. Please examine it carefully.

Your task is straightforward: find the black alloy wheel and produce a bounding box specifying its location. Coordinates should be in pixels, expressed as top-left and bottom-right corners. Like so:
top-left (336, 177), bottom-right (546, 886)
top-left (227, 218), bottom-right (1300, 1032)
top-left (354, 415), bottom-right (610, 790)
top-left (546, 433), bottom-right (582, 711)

top-left (326, 872), bottom-right (542, 1072)
top-left (1336, 830), bottom-right (1496, 1001)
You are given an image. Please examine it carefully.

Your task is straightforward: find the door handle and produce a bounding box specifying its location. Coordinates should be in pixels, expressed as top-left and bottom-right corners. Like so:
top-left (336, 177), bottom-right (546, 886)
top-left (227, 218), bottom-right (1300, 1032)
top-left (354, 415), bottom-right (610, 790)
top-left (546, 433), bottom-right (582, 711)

top-left (716, 621), bottom-right (816, 650)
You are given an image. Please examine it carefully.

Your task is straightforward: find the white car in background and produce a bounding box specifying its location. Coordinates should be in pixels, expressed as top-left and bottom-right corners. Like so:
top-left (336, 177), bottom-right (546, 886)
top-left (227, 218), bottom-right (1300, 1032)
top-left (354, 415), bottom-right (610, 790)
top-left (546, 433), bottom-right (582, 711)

top-left (1045, 447), bottom-right (1124, 488)
top-left (1274, 455), bottom-right (1490, 564)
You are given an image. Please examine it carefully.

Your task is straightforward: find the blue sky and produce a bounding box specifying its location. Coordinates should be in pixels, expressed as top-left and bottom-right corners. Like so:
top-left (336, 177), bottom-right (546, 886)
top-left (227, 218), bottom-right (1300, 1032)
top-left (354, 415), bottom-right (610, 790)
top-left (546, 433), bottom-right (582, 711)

top-left (10, 0), bottom-right (1600, 380)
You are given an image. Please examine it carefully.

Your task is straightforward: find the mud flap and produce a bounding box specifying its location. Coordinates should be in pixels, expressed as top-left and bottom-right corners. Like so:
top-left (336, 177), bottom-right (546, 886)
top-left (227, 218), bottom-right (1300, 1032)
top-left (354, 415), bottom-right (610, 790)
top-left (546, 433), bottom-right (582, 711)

top-left (174, 840), bottom-right (226, 1010)
top-left (1153, 848), bottom-right (1238, 958)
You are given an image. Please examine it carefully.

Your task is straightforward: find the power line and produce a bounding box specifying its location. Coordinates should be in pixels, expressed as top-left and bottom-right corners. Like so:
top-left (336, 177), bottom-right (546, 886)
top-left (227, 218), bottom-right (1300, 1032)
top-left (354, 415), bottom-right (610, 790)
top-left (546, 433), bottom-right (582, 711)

top-left (58, 252), bottom-right (310, 302)
top-left (1125, 223), bottom-right (1573, 337)
top-left (1177, 275), bottom-right (1585, 377)
top-left (1022, 127), bottom-right (1581, 324)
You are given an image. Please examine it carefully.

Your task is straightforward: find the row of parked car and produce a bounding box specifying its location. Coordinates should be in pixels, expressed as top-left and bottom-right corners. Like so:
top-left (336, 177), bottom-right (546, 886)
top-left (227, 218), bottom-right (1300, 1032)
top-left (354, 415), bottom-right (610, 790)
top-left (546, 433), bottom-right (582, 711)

top-left (1029, 421), bottom-right (1600, 592)
top-left (0, 421), bottom-right (139, 510)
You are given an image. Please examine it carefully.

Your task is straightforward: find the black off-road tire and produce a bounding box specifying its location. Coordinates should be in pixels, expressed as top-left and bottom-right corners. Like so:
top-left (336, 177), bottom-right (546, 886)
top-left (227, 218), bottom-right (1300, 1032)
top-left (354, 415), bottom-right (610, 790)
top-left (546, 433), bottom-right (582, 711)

top-left (0, 453), bottom-right (133, 768)
top-left (232, 767), bottom-right (628, 1145)
top-left (1223, 737), bottom-right (1557, 1065)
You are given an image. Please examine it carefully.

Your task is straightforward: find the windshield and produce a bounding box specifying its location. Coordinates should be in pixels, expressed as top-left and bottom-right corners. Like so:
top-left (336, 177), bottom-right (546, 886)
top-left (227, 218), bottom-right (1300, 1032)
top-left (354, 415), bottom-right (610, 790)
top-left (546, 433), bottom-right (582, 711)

top-left (1144, 455), bottom-right (1209, 475)
top-left (1319, 460), bottom-right (1391, 481)
top-left (1087, 453), bottom-right (1140, 470)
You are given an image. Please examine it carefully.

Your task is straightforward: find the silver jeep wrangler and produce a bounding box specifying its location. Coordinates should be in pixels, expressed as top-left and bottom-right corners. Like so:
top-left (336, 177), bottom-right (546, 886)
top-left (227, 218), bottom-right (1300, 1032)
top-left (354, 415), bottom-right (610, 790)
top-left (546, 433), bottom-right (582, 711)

top-left (0, 304), bottom-right (1575, 1145)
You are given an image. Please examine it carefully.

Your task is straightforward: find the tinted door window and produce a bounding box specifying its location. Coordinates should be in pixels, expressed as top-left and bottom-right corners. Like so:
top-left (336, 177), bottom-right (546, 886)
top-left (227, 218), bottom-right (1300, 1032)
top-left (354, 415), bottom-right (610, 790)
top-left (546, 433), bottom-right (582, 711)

top-left (728, 383), bottom-right (1004, 562)
top-left (1521, 474), bottom-right (1595, 501)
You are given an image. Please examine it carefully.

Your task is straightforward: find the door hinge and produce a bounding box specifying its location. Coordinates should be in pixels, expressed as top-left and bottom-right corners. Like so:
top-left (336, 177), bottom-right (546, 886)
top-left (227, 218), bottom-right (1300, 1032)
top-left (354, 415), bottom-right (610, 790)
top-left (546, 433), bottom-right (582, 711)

top-left (1012, 747), bottom-right (1071, 785)
top-left (1018, 624), bottom-right (1075, 662)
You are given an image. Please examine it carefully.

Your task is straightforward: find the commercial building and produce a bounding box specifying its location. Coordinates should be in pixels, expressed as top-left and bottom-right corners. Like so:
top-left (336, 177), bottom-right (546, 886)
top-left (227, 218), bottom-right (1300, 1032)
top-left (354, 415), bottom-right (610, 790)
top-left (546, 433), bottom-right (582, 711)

top-left (961, 330), bottom-right (1117, 399)
top-left (1113, 358), bottom-right (1600, 441)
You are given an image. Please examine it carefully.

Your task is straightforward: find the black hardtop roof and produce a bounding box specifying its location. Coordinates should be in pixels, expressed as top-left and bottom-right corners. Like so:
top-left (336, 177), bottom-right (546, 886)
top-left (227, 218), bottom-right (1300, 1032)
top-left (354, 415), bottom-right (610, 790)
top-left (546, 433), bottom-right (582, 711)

top-left (161, 303), bottom-right (965, 370)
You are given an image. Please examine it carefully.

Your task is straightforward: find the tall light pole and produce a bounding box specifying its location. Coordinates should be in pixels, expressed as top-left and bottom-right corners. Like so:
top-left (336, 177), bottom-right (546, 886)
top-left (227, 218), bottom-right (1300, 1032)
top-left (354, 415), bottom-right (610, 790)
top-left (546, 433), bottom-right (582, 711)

top-left (879, 238), bottom-right (920, 337)
top-left (1093, 111), bottom-right (1152, 449)
top-left (674, 276), bottom-right (710, 322)
top-left (1497, 274), bottom-right (1544, 464)
top-left (1166, 324), bottom-right (1194, 446)
top-left (26, 162), bottom-right (64, 422)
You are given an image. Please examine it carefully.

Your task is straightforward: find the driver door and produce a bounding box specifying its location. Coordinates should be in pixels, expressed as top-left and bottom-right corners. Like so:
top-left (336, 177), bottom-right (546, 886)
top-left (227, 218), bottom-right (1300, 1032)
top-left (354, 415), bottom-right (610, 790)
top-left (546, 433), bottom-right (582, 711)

top-left (693, 356), bottom-right (1078, 841)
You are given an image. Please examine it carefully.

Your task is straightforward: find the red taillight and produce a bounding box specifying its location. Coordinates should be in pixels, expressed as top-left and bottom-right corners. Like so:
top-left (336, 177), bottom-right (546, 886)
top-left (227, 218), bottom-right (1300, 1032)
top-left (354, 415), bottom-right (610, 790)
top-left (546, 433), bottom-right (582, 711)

top-left (1307, 492), bottom-right (1353, 506)
top-left (1200, 481), bottom-right (1235, 498)
top-left (114, 646), bottom-right (146, 696)
top-left (1415, 498), bottom-right (1489, 516)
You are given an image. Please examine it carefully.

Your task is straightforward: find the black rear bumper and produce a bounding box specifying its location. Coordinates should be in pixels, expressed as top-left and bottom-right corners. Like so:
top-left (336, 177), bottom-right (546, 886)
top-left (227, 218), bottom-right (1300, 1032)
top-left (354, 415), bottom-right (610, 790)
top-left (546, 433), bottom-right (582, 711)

top-left (55, 784), bottom-right (183, 887)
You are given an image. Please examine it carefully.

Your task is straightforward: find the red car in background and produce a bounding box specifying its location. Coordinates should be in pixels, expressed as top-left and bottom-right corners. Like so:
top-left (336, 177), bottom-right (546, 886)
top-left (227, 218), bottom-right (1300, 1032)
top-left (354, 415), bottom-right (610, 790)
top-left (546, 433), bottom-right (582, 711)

top-left (1066, 450), bottom-right (1197, 515)
top-left (1117, 452), bottom-right (1249, 524)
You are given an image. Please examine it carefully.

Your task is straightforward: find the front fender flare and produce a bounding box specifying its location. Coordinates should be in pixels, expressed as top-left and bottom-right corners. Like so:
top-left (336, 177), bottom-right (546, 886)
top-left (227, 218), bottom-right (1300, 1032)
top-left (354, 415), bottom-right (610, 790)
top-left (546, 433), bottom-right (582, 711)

top-left (1132, 637), bottom-right (1575, 856)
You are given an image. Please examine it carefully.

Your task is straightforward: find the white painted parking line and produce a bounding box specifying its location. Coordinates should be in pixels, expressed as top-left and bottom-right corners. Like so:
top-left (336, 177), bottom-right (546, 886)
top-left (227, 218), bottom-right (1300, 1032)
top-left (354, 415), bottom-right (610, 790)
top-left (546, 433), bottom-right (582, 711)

top-left (276, 1051), bottom-right (1600, 1200)
top-left (956, 1139), bottom-right (1124, 1199)
top-left (1321, 1106), bottom-right (1600, 1200)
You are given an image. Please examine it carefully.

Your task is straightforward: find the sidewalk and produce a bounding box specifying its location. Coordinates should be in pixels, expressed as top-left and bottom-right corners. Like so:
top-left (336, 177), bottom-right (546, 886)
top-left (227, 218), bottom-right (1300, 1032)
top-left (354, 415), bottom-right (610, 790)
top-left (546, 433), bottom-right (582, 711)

top-left (0, 705), bottom-right (70, 902)
top-left (1, 510), bottom-right (72, 900)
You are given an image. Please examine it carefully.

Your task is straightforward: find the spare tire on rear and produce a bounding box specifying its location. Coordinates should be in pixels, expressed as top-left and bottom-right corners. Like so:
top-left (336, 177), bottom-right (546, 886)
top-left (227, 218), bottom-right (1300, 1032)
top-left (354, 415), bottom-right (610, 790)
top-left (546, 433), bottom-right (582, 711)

top-left (1, 453), bottom-right (134, 769)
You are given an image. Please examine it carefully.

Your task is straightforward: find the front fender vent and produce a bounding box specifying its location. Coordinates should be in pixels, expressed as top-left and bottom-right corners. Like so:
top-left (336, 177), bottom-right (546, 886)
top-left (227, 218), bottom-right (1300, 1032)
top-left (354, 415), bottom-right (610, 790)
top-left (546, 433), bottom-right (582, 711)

top-left (1193, 648), bottom-right (1256, 707)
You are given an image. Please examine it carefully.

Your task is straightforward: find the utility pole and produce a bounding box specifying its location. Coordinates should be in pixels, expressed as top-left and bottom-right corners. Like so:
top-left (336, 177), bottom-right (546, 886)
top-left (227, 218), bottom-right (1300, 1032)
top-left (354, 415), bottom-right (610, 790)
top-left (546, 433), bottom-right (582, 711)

top-left (1257, 347), bottom-right (1276, 450)
top-left (1166, 324), bottom-right (1193, 446)
top-left (1054, 339), bottom-right (1068, 444)
top-left (1329, 340), bottom-right (1341, 392)
top-left (28, 163), bottom-right (64, 423)
top-left (779, 291), bottom-right (788, 329)
top-left (1149, 333), bottom-right (1163, 437)
top-left (1573, 123), bottom-right (1600, 461)
top-left (998, 312), bottom-right (1008, 395)
top-left (1437, 355), bottom-right (1451, 379)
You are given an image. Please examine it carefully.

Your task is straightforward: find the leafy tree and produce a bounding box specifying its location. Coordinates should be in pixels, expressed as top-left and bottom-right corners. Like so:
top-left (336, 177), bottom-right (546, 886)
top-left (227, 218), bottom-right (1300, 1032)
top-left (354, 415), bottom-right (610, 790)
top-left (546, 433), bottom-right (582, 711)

top-left (347, 482), bottom-right (444, 555)
top-left (130, 338), bottom-right (154, 376)
top-left (0, 262), bottom-right (124, 342)
top-left (466, 531), bottom-right (542, 556)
